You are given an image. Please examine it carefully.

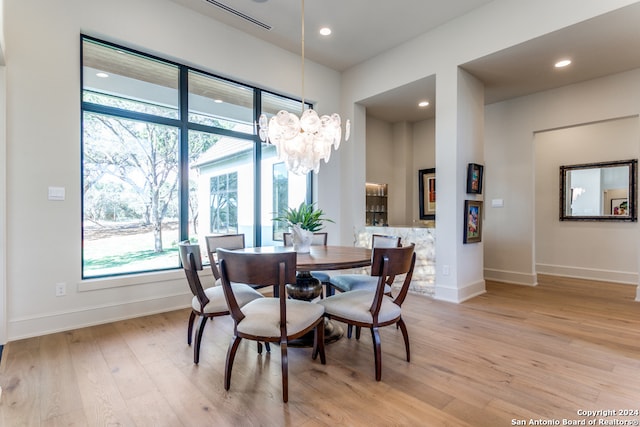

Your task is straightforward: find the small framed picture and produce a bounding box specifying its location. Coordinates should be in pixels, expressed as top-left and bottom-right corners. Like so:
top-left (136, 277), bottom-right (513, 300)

top-left (611, 198), bottom-right (629, 216)
top-left (418, 168), bottom-right (436, 220)
top-left (463, 200), bottom-right (483, 244)
top-left (466, 163), bottom-right (484, 194)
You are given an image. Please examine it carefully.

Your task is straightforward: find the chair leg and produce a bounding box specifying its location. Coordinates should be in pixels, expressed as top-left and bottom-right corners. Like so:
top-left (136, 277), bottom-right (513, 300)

top-left (355, 326), bottom-right (362, 340)
top-left (194, 315), bottom-right (208, 364)
top-left (280, 341), bottom-right (289, 402)
top-left (397, 318), bottom-right (410, 362)
top-left (324, 283), bottom-right (334, 297)
top-left (224, 335), bottom-right (242, 391)
top-left (370, 327), bottom-right (382, 381)
top-left (312, 320), bottom-right (326, 364)
top-left (256, 342), bottom-right (271, 353)
top-left (347, 324), bottom-right (353, 339)
top-left (187, 311), bottom-right (196, 345)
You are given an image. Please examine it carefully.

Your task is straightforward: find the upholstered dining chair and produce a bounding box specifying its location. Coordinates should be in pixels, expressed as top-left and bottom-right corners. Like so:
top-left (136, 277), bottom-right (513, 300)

top-left (204, 234), bottom-right (246, 282)
top-left (283, 231), bottom-right (331, 298)
top-left (328, 234), bottom-right (401, 337)
top-left (328, 234), bottom-right (401, 295)
top-left (179, 242), bottom-right (263, 364)
top-left (205, 233), bottom-right (279, 298)
top-left (319, 243), bottom-right (416, 381)
top-left (217, 248), bottom-right (326, 402)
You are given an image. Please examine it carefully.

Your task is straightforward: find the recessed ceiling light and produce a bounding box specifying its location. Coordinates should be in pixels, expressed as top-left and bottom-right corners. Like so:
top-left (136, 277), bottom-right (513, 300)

top-left (214, 99), bottom-right (223, 103)
top-left (418, 101), bottom-right (430, 108)
top-left (319, 27), bottom-right (332, 36)
top-left (96, 72), bottom-right (109, 78)
top-left (555, 59), bottom-right (572, 68)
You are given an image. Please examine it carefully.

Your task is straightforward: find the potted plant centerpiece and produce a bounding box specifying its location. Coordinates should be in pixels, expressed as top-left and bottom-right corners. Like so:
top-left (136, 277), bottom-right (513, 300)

top-left (274, 202), bottom-right (333, 253)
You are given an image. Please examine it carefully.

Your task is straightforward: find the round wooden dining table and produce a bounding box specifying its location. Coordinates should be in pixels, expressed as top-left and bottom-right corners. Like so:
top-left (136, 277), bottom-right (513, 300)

top-left (235, 245), bottom-right (372, 344)
top-left (236, 245), bottom-right (371, 273)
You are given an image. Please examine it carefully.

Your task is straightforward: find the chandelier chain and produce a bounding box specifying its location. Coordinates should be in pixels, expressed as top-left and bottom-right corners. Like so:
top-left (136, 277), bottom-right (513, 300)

top-left (300, 0), bottom-right (305, 112)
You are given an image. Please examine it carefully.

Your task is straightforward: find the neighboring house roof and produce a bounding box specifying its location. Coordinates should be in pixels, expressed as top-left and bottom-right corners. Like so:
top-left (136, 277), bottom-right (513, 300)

top-left (193, 136), bottom-right (255, 169)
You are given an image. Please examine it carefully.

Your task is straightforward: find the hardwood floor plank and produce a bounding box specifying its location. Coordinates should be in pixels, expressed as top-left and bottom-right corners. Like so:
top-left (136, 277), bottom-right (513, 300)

top-left (0, 275), bottom-right (638, 426)
top-left (38, 332), bottom-right (84, 421)
top-left (0, 338), bottom-right (41, 426)
top-left (66, 327), bottom-right (135, 426)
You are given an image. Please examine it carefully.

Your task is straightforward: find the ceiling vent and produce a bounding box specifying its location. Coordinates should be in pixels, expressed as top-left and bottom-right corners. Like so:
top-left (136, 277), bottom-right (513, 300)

top-left (203, 0), bottom-right (272, 30)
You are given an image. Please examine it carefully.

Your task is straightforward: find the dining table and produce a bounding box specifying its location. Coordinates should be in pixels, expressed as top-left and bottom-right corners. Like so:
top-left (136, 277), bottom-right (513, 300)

top-left (234, 245), bottom-right (372, 344)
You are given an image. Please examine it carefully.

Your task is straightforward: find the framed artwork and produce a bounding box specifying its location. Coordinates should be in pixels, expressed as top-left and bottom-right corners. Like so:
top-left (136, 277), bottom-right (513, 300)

top-left (611, 198), bottom-right (629, 216)
top-left (466, 163), bottom-right (484, 194)
top-left (463, 200), bottom-right (483, 244)
top-left (419, 168), bottom-right (436, 220)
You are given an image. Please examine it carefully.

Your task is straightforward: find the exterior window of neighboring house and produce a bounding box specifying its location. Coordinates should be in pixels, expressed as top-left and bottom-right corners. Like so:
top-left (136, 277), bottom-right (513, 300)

top-left (272, 163), bottom-right (288, 241)
top-left (209, 172), bottom-right (238, 234)
top-left (81, 36), bottom-right (310, 278)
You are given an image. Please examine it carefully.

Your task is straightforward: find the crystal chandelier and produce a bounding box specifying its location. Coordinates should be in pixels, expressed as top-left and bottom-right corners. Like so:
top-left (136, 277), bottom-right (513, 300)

top-left (258, 0), bottom-right (350, 175)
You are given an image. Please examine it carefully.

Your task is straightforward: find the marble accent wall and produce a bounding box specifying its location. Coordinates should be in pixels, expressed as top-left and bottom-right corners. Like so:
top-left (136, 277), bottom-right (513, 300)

top-left (354, 226), bottom-right (436, 296)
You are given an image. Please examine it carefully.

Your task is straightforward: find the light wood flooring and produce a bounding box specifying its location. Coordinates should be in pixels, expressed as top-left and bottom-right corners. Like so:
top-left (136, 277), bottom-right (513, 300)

top-left (1, 275), bottom-right (639, 426)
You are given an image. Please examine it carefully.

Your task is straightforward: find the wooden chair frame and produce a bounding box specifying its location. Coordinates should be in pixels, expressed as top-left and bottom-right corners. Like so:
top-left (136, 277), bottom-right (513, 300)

top-left (179, 242), bottom-right (229, 364)
top-left (321, 244), bottom-right (416, 381)
top-left (218, 248), bottom-right (326, 402)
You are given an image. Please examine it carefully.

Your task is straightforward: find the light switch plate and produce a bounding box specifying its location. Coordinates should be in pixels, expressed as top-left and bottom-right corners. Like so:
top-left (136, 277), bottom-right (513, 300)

top-left (491, 198), bottom-right (504, 208)
top-left (48, 186), bottom-right (65, 201)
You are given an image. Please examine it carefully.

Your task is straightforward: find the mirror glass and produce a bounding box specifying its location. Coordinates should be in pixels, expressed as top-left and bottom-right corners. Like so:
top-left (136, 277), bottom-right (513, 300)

top-left (560, 159), bottom-right (637, 221)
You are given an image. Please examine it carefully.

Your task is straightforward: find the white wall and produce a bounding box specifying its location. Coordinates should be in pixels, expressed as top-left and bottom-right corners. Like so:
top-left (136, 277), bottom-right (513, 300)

top-left (3, 0), bottom-right (342, 340)
top-left (365, 117), bottom-right (436, 227)
top-left (412, 118), bottom-right (436, 223)
top-left (535, 117), bottom-right (639, 282)
top-left (0, 65), bottom-right (6, 344)
top-left (484, 69), bottom-right (640, 286)
top-left (0, 0), bottom-right (5, 347)
top-left (365, 116), bottom-right (394, 186)
top-left (342, 0), bottom-right (639, 301)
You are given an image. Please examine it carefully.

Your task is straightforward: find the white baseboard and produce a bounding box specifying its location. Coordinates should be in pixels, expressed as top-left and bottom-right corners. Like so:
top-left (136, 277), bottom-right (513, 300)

top-left (535, 263), bottom-right (638, 285)
top-left (8, 292), bottom-right (191, 341)
top-left (484, 268), bottom-right (538, 286)
top-left (434, 279), bottom-right (486, 303)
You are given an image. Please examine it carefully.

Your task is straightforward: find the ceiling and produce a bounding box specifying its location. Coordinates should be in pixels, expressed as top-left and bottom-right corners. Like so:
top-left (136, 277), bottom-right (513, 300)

top-left (171, 0), bottom-right (640, 123)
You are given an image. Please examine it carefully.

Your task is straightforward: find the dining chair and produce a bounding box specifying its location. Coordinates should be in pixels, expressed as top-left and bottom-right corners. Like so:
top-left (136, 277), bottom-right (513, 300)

top-left (283, 231), bottom-right (331, 298)
top-left (179, 242), bottom-right (263, 364)
top-left (328, 234), bottom-right (402, 295)
top-left (217, 248), bottom-right (326, 402)
top-left (205, 233), bottom-right (280, 298)
top-left (328, 234), bottom-right (401, 338)
top-left (319, 243), bottom-right (416, 381)
top-left (204, 234), bottom-right (246, 282)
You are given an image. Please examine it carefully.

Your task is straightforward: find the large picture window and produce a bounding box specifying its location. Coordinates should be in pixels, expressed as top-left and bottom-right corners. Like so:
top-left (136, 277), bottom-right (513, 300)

top-left (82, 36), bottom-right (310, 278)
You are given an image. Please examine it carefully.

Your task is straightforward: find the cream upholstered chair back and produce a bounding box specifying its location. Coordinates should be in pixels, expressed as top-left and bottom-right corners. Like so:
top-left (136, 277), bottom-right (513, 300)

top-left (217, 248), bottom-right (326, 402)
top-left (205, 234), bottom-right (245, 280)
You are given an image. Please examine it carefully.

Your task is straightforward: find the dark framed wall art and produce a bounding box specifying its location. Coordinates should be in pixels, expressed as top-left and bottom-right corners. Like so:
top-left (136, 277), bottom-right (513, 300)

top-left (466, 163), bottom-right (484, 194)
top-left (419, 168), bottom-right (436, 220)
top-left (463, 200), bottom-right (483, 243)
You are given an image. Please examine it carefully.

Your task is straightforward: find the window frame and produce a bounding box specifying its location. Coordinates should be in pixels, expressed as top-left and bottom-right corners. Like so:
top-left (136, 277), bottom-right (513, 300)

top-left (81, 35), bottom-right (312, 279)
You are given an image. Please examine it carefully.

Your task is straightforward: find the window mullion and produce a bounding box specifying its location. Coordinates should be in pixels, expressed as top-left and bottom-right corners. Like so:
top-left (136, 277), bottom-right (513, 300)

top-left (179, 66), bottom-right (190, 243)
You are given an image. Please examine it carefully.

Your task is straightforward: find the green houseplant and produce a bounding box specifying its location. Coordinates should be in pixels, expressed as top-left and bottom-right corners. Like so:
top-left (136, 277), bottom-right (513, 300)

top-left (274, 202), bottom-right (333, 253)
top-left (273, 202), bottom-right (334, 232)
